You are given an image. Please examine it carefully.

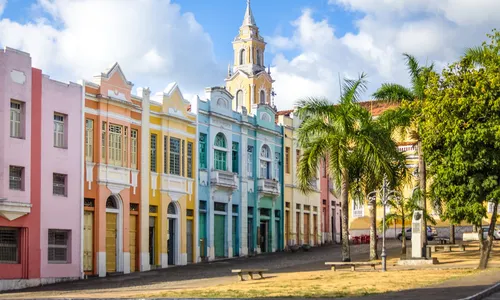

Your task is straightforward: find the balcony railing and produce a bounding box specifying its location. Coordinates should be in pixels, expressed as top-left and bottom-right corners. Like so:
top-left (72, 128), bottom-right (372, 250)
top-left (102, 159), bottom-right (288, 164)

top-left (210, 169), bottom-right (238, 189)
top-left (258, 178), bottom-right (280, 196)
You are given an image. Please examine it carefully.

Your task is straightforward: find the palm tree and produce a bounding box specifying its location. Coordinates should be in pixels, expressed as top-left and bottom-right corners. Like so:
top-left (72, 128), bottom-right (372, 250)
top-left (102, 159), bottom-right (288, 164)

top-left (295, 73), bottom-right (401, 262)
top-left (372, 53), bottom-right (434, 246)
top-left (383, 189), bottom-right (436, 256)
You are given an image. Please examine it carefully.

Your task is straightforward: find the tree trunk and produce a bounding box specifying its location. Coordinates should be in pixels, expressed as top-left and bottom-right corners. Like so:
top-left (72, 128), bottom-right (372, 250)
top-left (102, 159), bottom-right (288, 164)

top-left (401, 210), bottom-right (407, 257)
top-left (449, 224), bottom-right (455, 244)
top-left (341, 168), bottom-right (351, 262)
top-left (369, 201), bottom-right (378, 260)
top-left (479, 201), bottom-right (498, 269)
top-left (418, 140), bottom-right (428, 248)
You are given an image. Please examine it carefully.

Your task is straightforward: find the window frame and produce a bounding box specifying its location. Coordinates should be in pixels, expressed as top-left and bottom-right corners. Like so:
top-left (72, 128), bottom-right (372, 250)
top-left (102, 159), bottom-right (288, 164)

top-left (0, 227), bottom-right (19, 264)
top-left (85, 119), bottom-right (94, 162)
top-left (187, 142), bottom-right (193, 178)
top-left (285, 147), bottom-right (290, 174)
top-left (53, 113), bottom-right (66, 148)
top-left (199, 133), bottom-right (207, 169)
top-left (247, 145), bottom-right (254, 177)
top-left (10, 100), bottom-right (23, 139)
top-left (169, 137), bottom-right (181, 175)
top-left (9, 166), bottom-right (24, 191)
top-left (108, 123), bottom-right (123, 166)
top-left (48, 229), bottom-right (70, 264)
top-left (150, 133), bottom-right (157, 172)
top-left (131, 129), bottom-right (138, 169)
top-left (53, 173), bottom-right (67, 197)
top-left (232, 142), bottom-right (239, 174)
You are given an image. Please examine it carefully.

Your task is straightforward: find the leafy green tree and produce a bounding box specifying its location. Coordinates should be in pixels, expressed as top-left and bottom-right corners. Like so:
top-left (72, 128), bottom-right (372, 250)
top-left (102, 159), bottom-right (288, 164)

top-left (295, 74), bottom-right (402, 262)
top-left (372, 54), bottom-right (434, 246)
top-left (421, 30), bottom-right (500, 269)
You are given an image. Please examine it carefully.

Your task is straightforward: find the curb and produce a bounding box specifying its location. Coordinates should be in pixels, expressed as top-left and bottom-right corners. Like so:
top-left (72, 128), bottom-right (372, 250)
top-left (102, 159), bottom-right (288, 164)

top-left (459, 282), bottom-right (500, 300)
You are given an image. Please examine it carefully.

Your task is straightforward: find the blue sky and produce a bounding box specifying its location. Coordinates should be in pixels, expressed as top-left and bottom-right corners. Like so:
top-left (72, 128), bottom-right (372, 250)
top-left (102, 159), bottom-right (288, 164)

top-left (0, 0), bottom-right (498, 109)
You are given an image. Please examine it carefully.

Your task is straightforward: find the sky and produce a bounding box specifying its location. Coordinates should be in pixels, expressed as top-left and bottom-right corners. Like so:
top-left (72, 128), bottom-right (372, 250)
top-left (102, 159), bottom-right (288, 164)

top-left (1, 0), bottom-right (499, 110)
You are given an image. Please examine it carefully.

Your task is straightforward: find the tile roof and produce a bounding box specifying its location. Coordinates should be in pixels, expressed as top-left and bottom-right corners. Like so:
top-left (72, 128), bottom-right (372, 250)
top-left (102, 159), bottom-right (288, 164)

top-left (276, 109), bottom-right (294, 116)
top-left (359, 100), bottom-right (399, 116)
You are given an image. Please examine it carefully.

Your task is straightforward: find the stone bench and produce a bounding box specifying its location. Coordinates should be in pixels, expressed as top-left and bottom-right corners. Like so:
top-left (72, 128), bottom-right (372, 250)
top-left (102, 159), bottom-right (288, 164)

top-left (231, 269), bottom-right (268, 281)
top-left (325, 262), bottom-right (381, 271)
top-left (427, 244), bottom-right (464, 252)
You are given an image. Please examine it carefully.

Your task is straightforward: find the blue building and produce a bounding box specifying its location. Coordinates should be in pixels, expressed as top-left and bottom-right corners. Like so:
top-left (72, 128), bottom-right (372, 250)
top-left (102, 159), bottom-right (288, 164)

top-left (197, 87), bottom-right (283, 260)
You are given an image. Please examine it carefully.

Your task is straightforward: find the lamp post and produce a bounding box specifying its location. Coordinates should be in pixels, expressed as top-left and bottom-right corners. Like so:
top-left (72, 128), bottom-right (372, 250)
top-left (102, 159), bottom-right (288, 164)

top-left (373, 176), bottom-right (402, 272)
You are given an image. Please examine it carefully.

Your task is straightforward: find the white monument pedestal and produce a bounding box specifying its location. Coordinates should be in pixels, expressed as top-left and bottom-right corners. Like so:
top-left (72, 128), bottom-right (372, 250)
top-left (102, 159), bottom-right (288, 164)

top-left (411, 210), bottom-right (424, 258)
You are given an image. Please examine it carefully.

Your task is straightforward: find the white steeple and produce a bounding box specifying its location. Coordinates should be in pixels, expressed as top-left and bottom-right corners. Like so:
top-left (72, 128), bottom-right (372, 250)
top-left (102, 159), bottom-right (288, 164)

top-left (242, 0), bottom-right (256, 27)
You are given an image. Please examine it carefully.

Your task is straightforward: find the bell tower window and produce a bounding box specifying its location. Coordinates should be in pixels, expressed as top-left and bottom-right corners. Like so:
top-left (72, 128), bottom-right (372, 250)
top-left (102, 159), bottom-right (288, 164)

top-left (239, 49), bottom-right (246, 65)
top-left (256, 50), bottom-right (261, 66)
top-left (259, 90), bottom-right (266, 104)
top-left (236, 90), bottom-right (243, 108)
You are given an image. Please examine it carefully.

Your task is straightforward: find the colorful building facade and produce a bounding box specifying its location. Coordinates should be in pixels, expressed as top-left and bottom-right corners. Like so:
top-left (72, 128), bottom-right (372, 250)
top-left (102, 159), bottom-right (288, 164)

top-left (82, 64), bottom-right (197, 277)
top-left (277, 111), bottom-right (322, 248)
top-left (197, 87), bottom-right (284, 260)
top-left (0, 47), bottom-right (83, 290)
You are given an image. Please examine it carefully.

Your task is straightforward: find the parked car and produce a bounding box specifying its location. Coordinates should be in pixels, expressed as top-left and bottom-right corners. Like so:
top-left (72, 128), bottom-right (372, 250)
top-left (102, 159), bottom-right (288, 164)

top-left (397, 226), bottom-right (437, 241)
top-left (482, 226), bottom-right (500, 240)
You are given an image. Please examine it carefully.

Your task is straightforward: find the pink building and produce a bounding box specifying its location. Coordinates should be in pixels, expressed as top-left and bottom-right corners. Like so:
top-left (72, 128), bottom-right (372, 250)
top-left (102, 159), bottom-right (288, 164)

top-left (319, 159), bottom-right (341, 244)
top-left (0, 47), bottom-right (83, 291)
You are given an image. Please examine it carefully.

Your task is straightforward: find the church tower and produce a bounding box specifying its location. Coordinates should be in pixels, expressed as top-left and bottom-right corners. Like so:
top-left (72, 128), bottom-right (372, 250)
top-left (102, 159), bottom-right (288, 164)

top-left (225, 0), bottom-right (275, 114)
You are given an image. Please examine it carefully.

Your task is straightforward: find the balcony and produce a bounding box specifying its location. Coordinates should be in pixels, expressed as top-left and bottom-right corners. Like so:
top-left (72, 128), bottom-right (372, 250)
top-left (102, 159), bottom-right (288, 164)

top-left (210, 170), bottom-right (238, 189)
top-left (258, 178), bottom-right (280, 196)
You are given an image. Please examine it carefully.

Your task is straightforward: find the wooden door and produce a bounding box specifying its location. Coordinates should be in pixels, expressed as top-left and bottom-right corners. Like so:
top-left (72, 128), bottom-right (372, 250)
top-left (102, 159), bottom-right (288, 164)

top-left (214, 215), bottom-right (225, 257)
top-left (232, 216), bottom-right (239, 256)
top-left (285, 210), bottom-right (290, 247)
top-left (304, 213), bottom-right (310, 245)
top-left (106, 213), bottom-right (117, 273)
top-left (187, 219), bottom-right (193, 263)
top-left (129, 215), bottom-right (137, 272)
top-left (83, 211), bottom-right (94, 272)
top-left (314, 214), bottom-right (318, 245)
top-left (199, 213), bottom-right (207, 258)
top-left (296, 212), bottom-right (300, 245)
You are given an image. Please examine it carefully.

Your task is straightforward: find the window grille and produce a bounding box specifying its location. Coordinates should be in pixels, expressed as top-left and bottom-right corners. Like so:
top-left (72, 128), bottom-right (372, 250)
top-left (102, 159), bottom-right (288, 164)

top-left (0, 228), bottom-right (19, 263)
top-left (170, 137), bottom-right (181, 175)
top-left (48, 230), bottom-right (69, 263)
top-left (9, 166), bottom-right (23, 190)
top-left (131, 129), bottom-right (138, 169)
top-left (187, 142), bottom-right (193, 178)
top-left (85, 119), bottom-right (94, 161)
top-left (150, 134), bottom-right (157, 172)
top-left (53, 173), bottom-right (67, 196)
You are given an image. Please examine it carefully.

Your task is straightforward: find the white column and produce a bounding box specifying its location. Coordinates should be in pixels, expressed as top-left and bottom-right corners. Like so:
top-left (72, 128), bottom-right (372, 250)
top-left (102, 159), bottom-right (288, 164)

top-left (240, 131), bottom-right (248, 256)
top-left (208, 190), bottom-right (215, 260)
top-left (139, 87), bottom-right (151, 272)
top-left (250, 84), bottom-right (255, 106)
top-left (227, 196), bottom-right (233, 258)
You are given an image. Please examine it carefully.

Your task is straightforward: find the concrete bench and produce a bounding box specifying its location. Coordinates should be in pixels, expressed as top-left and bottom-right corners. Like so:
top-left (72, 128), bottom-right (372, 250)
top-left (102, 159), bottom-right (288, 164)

top-left (434, 237), bottom-right (450, 244)
top-left (427, 244), bottom-right (464, 252)
top-left (231, 269), bottom-right (268, 281)
top-left (325, 262), bottom-right (381, 271)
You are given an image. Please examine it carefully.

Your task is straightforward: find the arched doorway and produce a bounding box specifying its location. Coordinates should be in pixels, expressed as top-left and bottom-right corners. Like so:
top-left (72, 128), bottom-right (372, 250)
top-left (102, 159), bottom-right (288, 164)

top-left (167, 202), bottom-right (179, 265)
top-left (105, 195), bottom-right (123, 273)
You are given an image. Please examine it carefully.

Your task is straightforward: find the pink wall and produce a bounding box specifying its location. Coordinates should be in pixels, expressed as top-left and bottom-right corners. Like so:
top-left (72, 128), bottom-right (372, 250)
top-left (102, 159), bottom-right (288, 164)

top-left (38, 73), bottom-right (82, 278)
top-left (0, 48), bottom-right (41, 279)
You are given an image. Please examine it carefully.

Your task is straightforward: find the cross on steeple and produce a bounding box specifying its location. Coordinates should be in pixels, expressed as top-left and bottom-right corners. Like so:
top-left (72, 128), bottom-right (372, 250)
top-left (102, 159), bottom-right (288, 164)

top-left (242, 0), bottom-right (256, 27)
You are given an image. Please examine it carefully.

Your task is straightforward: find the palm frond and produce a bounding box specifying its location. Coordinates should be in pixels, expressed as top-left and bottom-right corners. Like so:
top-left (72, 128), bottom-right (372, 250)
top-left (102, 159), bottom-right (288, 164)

top-left (372, 83), bottom-right (414, 102)
top-left (465, 46), bottom-right (487, 65)
top-left (340, 73), bottom-right (368, 104)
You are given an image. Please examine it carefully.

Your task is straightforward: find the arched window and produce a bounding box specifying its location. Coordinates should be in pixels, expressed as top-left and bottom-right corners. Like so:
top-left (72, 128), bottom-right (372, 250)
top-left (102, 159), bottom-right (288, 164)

top-left (259, 90), bottom-right (266, 104)
top-left (260, 112), bottom-right (271, 122)
top-left (214, 133), bottom-right (227, 171)
top-left (239, 49), bottom-right (246, 65)
top-left (168, 202), bottom-right (176, 215)
top-left (256, 50), bottom-right (261, 66)
top-left (106, 196), bottom-right (117, 209)
top-left (260, 145), bottom-right (271, 179)
top-left (236, 90), bottom-right (243, 108)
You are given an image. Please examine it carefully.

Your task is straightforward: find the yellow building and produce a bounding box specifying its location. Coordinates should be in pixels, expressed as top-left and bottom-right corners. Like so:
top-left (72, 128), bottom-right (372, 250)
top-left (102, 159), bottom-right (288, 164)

top-left (143, 83), bottom-right (197, 268)
top-left (225, 0), bottom-right (275, 114)
top-left (277, 110), bottom-right (322, 247)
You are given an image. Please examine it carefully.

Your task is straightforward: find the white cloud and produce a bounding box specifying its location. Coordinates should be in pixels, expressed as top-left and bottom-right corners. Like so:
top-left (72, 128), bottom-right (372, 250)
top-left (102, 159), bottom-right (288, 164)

top-left (0, 0), bottom-right (224, 96)
top-left (270, 1), bottom-right (500, 110)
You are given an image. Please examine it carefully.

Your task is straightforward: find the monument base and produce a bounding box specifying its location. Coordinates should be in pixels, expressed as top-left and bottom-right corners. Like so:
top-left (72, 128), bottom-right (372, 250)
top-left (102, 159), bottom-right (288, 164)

top-left (397, 257), bottom-right (439, 266)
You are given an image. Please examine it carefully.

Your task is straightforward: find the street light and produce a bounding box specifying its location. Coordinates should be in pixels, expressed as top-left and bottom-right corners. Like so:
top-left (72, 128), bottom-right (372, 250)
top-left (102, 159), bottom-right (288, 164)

top-left (369, 176), bottom-right (402, 272)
